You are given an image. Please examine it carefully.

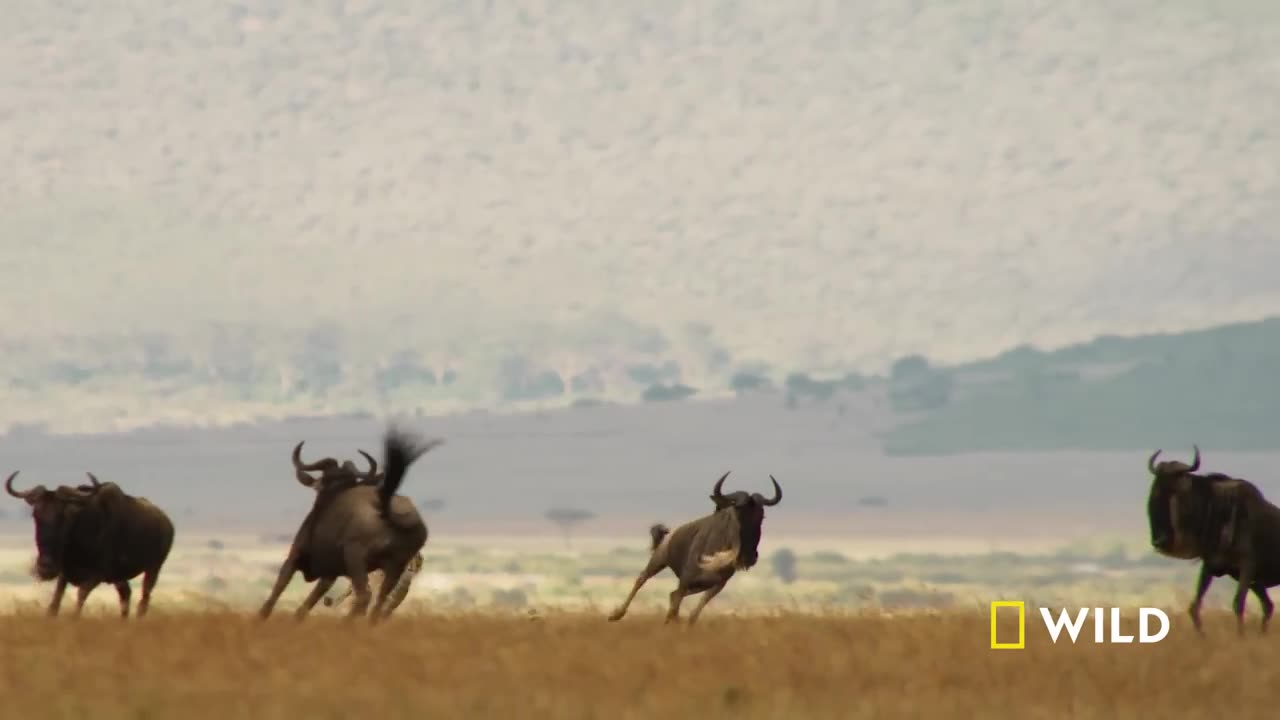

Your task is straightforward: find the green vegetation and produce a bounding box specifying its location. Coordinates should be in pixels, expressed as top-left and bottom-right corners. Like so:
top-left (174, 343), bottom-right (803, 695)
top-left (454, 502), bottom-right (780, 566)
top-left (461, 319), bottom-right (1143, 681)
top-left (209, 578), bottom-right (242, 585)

top-left (882, 316), bottom-right (1280, 454)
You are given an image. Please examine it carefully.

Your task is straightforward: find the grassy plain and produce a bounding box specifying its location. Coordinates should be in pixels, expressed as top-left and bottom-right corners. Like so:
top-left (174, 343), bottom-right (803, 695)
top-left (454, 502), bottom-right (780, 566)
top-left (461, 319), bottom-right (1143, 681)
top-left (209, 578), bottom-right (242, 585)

top-left (0, 608), bottom-right (1270, 719)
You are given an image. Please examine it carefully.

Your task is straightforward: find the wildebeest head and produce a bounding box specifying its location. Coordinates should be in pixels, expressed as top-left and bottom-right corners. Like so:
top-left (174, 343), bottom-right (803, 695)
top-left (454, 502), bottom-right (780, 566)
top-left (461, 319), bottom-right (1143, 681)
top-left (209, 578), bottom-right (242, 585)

top-left (704, 471), bottom-right (782, 570)
top-left (1146, 445), bottom-right (1202, 558)
top-left (291, 441), bottom-right (379, 492)
top-left (5, 471), bottom-right (101, 581)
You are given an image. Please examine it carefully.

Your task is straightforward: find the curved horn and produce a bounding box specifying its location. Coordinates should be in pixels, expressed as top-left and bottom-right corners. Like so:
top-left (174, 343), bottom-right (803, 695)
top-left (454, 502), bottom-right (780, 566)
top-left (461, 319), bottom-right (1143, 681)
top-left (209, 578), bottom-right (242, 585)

top-left (295, 469), bottom-right (317, 488)
top-left (1148, 449), bottom-right (1162, 474)
top-left (85, 472), bottom-right (101, 489)
top-left (291, 441), bottom-right (328, 472)
top-left (5, 471), bottom-right (32, 499)
top-left (760, 475), bottom-right (783, 506)
top-left (710, 471), bottom-right (730, 500)
top-left (1188, 444), bottom-right (1201, 472)
top-left (357, 450), bottom-right (378, 481)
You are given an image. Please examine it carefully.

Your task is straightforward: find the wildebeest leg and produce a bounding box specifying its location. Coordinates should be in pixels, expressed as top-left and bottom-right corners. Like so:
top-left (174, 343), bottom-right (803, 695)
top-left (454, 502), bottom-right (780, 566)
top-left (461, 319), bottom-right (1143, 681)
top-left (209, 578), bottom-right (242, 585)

top-left (1188, 563), bottom-right (1213, 633)
top-left (46, 577), bottom-right (68, 617)
top-left (1233, 563), bottom-right (1256, 637)
top-left (258, 553), bottom-right (299, 620)
top-left (385, 572), bottom-right (415, 616)
top-left (73, 582), bottom-right (100, 618)
top-left (114, 581), bottom-right (132, 619)
top-left (686, 580), bottom-right (729, 625)
top-left (137, 567), bottom-right (161, 617)
top-left (370, 560), bottom-right (409, 623)
top-left (665, 585), bottom-right (688, 624)
top-left (607, 561), bottom-right (665, 622)
top-left (322, 582), bottom-right (353, 608)
top-left (1251, 584), bottom-right (1273, 633)
top-left (344, 549), bottom-right (373, 620)
top-left (294, 578), bottom-right (336, 621)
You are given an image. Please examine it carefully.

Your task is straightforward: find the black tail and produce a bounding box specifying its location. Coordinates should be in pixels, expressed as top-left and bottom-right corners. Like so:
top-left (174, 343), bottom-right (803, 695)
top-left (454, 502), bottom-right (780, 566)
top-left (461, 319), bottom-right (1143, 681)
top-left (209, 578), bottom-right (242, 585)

top-left (649, 524), bottom-right (670, 551)
top-left (380, 426), bottom-right (445, 517)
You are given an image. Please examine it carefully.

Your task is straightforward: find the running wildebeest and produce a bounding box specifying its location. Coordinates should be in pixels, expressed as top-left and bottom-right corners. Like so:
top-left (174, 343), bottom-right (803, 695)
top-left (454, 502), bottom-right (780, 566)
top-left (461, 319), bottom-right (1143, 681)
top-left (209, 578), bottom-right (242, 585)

top-left (286, 441), bottom-right (425, 614)
top-left (608, 471), bottom-right (783, 624)
top-left (5, 471), bottom-right (174, 618)
top-left (258, 428), bottom-right (442, 622)
top-left (1146, 445), bottom-right (1280, 635)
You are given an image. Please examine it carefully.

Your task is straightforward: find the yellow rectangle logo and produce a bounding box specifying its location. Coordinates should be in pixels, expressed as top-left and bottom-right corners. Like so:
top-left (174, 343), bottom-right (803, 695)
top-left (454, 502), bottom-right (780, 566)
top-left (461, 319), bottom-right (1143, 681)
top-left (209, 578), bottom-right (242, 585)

top-left (990, 600), bottom-right (1025, 649)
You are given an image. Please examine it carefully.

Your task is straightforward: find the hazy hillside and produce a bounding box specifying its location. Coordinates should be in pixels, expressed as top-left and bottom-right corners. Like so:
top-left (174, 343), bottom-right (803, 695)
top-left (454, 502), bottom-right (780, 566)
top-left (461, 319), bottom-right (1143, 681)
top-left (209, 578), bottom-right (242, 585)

top-left (882, 315), bottom-right (1280, 454)
top-left (2, 2), bottom-right (1279, 433)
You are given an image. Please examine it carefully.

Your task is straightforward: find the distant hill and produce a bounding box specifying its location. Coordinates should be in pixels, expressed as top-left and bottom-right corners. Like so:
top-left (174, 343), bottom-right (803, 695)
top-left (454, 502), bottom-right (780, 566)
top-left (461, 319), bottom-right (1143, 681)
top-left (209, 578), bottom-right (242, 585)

top-left (880, 316), bottom-right (1280, 455)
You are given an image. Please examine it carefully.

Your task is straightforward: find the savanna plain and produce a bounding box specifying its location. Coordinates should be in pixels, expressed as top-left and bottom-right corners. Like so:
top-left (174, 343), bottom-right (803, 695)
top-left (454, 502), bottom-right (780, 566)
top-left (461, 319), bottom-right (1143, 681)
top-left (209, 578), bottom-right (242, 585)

top-left (0, 607), bottom-right (1272, 719)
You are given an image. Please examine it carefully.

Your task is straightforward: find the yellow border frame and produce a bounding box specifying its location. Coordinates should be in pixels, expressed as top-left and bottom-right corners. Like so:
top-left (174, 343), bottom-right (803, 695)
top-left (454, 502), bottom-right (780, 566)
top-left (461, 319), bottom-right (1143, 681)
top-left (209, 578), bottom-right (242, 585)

top-left (990, 600), bottom-right (1025, 649)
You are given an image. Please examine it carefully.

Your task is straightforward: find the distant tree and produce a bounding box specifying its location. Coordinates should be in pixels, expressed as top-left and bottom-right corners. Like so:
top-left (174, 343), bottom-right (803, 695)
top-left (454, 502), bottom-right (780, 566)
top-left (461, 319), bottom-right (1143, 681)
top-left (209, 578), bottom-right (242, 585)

top-left (856, 495), bottom-right (889, 508)
top-left (419, 498), bottom-right (446, 513)
top-left (207, 539), bottom-right (225, 551)
top-left (771, 548), bottom-right (798, 584)
top-left (729, 371), bottom-right (772, 393)
top-left (641, 383), bottom-right (697, 403)
top-left (784, 372), bottom-right (839, 405)
top-left (890, 354), bottom-right (931, 383)
top-left (545, 507), bottom-right (596, 549)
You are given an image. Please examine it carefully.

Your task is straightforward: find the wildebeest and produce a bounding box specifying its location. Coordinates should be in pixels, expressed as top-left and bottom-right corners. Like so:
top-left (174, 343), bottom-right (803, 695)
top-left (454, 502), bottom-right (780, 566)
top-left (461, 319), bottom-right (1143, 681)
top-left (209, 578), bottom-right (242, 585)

top-left (323, 551), bottom-right (424, 612)
top-left (607, 471), bottom-right (782, 624)
top-left (257, 427), bottom-right (442, 622)
top-left (1146, 445), bottom-right (1280, 634)
top-left (5, 470), bottom-right (174, 618)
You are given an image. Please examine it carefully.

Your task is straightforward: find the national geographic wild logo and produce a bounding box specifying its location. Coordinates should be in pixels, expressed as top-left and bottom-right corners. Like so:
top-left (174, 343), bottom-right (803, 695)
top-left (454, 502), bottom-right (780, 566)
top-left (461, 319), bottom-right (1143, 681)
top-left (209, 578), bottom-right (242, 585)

top-left (989, 601), bottom-right (1171, 649)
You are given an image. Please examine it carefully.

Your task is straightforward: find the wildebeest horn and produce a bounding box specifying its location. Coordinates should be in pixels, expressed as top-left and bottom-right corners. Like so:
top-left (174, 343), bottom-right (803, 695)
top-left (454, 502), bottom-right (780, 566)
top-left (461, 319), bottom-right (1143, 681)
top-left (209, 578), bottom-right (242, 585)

top-left (291, 441), bottom-right (329, 472)
top-left (710, 471), bottom-right (730, 499)
top-left (761, 475), bottom-right (783, 506)
top-left (294, 469), bottom-right (317, 488)
top-left (1147, 449), bottom-right (1162, 474)
top-left (85, 472), bottom-right (101, 489)
top-left (357, 450), bottom-right (378, 480)
top-left (1188, 444), bottom-right (1201, 472)
top-left (5, 471), bottom-right (34, 500)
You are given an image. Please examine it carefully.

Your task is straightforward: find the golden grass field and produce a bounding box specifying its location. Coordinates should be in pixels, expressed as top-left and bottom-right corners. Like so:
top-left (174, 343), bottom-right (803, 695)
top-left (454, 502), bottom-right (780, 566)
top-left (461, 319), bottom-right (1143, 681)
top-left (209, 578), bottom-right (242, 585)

top-left (0, 606), bottom-right (1274, 719)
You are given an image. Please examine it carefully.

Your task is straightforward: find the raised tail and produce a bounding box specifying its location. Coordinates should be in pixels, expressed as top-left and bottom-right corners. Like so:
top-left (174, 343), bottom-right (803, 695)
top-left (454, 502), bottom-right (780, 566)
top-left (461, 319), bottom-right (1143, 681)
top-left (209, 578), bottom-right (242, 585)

top-left (380, 426), bottom-right (445, 517)
top-left (649, 524), bottom-right (670, 551)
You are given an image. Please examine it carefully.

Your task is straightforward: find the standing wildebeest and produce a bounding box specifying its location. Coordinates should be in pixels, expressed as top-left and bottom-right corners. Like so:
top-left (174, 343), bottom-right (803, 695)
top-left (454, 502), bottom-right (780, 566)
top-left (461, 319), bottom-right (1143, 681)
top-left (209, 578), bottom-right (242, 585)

top-left (608, 471), bottom-right (783, 624)
top-left (1146, 445), bottom-right (1280, 635)
top-left (258, 428), bottom-right (442, 622)
top-left (5, 470), bottom-right (174, 618)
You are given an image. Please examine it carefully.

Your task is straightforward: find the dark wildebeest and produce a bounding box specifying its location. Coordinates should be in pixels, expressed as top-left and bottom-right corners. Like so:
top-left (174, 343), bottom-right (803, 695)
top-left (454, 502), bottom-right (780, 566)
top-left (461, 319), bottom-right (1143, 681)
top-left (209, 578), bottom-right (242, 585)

top-left (5, 471), bottom-right (174, 618)
top-left (257, 428), bottom-right (442, 622)
top-left (283, 440), bottom-right (424, 614)
top-left (608, 471), bottom-right (782, 624)
top-left (1146, 445), bottom-right (1280, 635)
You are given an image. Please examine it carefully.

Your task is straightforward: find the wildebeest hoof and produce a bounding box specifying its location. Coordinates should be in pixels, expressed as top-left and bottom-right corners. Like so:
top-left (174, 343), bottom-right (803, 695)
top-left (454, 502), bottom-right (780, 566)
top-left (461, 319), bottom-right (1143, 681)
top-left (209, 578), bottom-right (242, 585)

top-left (606, 611), bottom-right (623, 622)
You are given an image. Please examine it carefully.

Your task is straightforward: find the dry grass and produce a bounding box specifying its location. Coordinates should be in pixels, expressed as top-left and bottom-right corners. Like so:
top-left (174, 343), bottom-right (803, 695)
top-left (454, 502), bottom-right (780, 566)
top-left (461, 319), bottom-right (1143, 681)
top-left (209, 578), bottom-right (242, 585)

top-left (0, 606), bottom-right (1275, 718)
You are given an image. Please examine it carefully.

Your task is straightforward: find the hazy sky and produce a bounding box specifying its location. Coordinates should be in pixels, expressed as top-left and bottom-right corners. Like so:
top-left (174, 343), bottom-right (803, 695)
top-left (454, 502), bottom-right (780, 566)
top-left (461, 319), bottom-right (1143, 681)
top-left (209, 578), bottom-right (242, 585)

top-left (2, 1), bottom-right (1279, 372)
